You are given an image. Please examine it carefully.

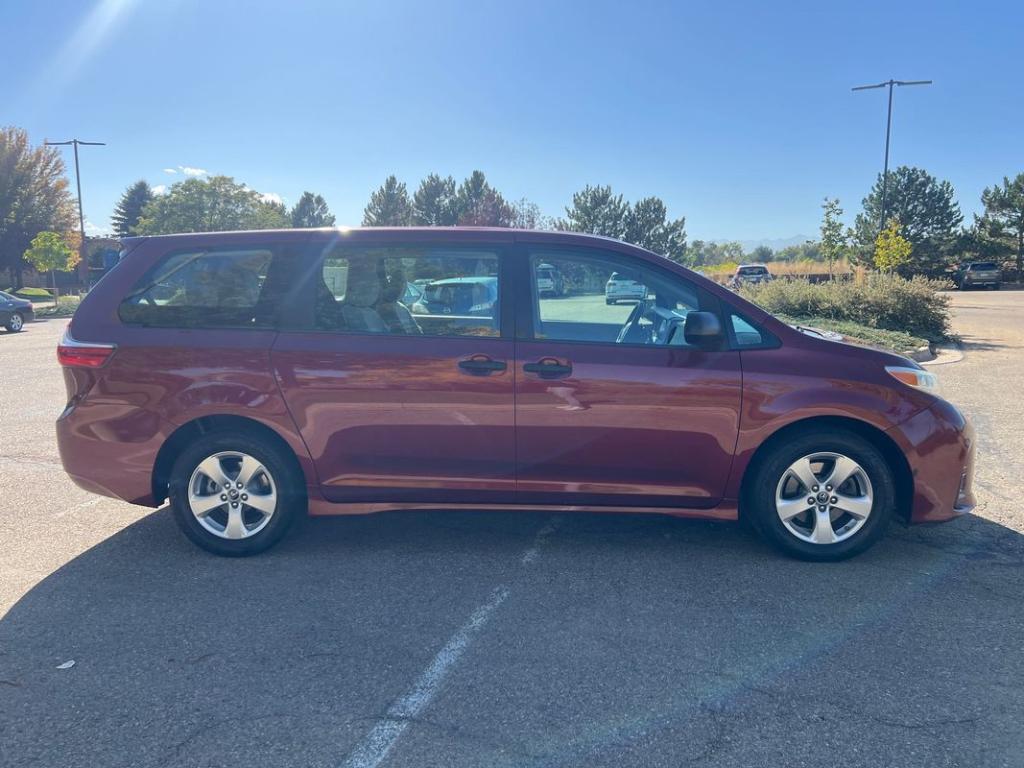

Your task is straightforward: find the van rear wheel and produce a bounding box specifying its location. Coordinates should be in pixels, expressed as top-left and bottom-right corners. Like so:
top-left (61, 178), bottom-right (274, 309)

top-left (746, 430), bottom-right (895, 561)
top-left (168, 431), bottom-right (302, 556)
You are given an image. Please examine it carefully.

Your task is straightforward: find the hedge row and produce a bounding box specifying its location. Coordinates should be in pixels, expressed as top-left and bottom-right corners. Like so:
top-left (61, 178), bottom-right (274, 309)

top-left (739, 273), bottom-right (951, 341)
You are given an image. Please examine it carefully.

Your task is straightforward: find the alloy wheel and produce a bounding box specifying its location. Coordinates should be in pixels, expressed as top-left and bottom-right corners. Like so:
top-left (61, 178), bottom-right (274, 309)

top-left (188, 451), bottom-right (277, 540)
top-left (775, 452), bottom-right (873, 545)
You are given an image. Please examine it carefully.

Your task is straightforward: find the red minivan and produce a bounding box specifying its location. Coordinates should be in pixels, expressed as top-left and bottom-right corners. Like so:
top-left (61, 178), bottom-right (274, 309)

top-left (56, 228), bottom-right (975, 560)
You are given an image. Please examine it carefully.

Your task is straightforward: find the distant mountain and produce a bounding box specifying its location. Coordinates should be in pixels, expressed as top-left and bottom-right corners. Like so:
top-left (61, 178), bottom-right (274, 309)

top-left (704, 235), bottom-right (815, 252)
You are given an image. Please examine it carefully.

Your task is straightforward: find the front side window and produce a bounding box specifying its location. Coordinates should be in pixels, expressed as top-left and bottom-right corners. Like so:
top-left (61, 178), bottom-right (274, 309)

top-left (313, 246), bottom-right (500, 337)
top-left (528, 250), bottom-right (703, 346)
top-left (119, 248), bottom-right (277, 328)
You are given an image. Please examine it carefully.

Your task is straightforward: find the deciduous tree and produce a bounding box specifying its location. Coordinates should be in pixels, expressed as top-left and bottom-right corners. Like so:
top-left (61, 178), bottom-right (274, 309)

top-left (819, 198), bottom-right (848, 278)
top-left (0, 127), bottom-right (77, 288)
top-left (134, 176), bottom-right (289, 234)
top-left (24, 230), bottom-right (78, 298)
top-left (873, 219), bottom-right (912, 272)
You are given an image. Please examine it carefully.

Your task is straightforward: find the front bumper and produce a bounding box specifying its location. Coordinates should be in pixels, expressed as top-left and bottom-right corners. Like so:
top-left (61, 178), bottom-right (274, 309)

top-left (888, 399), bottom-right (976, 523)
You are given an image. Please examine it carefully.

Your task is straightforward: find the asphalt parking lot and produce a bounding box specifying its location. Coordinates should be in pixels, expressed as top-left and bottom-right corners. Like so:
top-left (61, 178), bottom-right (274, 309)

top-left (1, 290), bottom-right (1022, 768)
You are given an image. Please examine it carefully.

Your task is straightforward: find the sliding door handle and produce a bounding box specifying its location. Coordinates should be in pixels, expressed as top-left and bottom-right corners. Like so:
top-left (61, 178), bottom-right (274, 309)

top-left (458, 355), bottom-right (507, 375)
top-left (523, 358), bottom-right (572, 378)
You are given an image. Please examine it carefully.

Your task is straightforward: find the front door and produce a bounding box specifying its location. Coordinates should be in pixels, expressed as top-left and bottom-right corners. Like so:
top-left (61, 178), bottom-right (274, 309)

top-left (514, 247), bottom-right (742, 508)
top-left (272, 240), bottom-right (516, 503)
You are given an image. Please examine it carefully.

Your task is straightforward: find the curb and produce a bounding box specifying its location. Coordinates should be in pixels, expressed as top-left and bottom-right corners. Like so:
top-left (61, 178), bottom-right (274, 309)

top-left (908, 344), bottom-right (935, 363)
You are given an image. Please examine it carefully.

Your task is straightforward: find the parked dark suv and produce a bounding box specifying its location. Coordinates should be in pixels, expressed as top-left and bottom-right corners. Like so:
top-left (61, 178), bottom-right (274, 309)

top-left (954, 261), bottom-right (1001, 290)
top-left (57, 228), bottom-right (975, 560)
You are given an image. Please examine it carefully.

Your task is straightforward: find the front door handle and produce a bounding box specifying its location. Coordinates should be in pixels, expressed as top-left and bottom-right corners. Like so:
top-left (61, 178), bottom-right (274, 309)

top-left (523, 358), bottom-right (572, 379)
top-left (458, 355), bottom-right (507, 375)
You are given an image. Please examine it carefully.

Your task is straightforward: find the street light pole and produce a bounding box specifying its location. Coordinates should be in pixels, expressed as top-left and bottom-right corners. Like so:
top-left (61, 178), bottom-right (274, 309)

top-left (852, 79), bottom-right (931, 231)
top-left (44, 138), bottom-right (105, 286)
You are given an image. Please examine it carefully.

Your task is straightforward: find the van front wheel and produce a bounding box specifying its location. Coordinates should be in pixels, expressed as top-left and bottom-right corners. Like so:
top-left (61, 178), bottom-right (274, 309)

top-left (168, 432), bottom-right (302, 556)
top-left (746, 430), bottom-right (895, 561)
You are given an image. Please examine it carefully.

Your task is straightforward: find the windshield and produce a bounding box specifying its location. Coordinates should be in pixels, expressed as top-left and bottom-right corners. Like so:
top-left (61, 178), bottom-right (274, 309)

top-left (738, 266), bottom-right (769, 276)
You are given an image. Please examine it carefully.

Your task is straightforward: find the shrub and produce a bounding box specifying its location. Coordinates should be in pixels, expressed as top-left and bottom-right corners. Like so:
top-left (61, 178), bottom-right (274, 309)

top-left (739, 273), bottom-right (951, 341)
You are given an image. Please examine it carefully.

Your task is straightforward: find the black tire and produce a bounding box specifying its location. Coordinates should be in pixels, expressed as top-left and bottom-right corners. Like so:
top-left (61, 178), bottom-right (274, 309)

top-left (606, 299), bottom-right (615, 305)
top-left (744, 429), bottom-right (895, 561)
top-left (994, 283), bottom-right (1001, 290)
top-left (4, 312), bottom-right (24, 332)
top-left (168, 431), bottom-right (304, 556)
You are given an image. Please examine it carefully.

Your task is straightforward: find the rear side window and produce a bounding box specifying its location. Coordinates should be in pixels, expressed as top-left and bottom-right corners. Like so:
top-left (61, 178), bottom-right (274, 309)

top-left (311, 245), bottom-right (500, 337)
top-left (119, 248), bottom-right (284, 329)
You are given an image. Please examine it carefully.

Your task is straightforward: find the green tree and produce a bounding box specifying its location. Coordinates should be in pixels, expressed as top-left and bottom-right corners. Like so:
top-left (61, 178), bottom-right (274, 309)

top-left (973, 173), bottom-right (1024, 277)
top-left (24, 230), bottom-right (78, 299)
top-left (110, 180), bottom-right (153, 237)
top-left (623, 196), bottom-right (686, 262)
top-left (853, 166), bottom-right (963, 276)
top-left (747, 245), bottom-right (774, 263)
top-left (559, 185), bottom-right (686, 261)
top-left (412, 174), bottom-right (458, 226)
top-left (0, 127), bottom-right (77, 288)
top-left (363, 175), bottom-right (413, 226)
top-left (687, 240), bottom-right (745, 267)
top-left (290, 191), bottom-right (335, 228)
top-left (558, 184), bottom-right (629, 240)
top-left (776, 242), bottom-right (823, 262)
top-left (134, 176), bottom-right (289, 234)
top-left (873, 219), bottom-right (912, 272)
top-left (819, 197), bottom-right (848, 278)
top-left (454, 170), bottom-right (513, 226)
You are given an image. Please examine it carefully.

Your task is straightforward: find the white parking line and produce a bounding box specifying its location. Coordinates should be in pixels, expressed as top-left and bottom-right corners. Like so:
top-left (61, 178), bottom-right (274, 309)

top-left (341, 517), bottom-right (559, 768)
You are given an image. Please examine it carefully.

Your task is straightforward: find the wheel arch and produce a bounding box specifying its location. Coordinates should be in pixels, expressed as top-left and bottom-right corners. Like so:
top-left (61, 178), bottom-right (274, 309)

top-left (738, 415), bottom-right (914, 523)
top-left (152, 415), bottom-right (307, 505)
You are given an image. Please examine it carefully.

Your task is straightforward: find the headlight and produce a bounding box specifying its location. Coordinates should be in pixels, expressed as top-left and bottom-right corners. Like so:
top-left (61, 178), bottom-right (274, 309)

top-left (885, 365), bottom-right (938, 392)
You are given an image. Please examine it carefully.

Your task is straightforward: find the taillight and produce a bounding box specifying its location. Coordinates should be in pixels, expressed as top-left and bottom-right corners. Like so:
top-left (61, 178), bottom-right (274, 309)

top-left (57, 329), bottom-right (116, 368)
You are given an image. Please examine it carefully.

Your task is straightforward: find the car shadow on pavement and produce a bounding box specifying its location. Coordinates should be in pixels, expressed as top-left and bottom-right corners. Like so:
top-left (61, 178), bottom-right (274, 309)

top-left (1, 508), bottom-right (1023, 767)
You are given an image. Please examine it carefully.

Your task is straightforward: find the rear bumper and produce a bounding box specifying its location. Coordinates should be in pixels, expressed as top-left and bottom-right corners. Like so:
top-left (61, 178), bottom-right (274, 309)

top-left (56, 401), bottom-right (167, 507)
top-left (888, 399), bottom-right (976, 523)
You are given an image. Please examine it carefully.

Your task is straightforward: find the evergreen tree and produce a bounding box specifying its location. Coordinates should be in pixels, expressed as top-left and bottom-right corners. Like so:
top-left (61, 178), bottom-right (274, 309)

top-left (853, 166), bottom-right (963, 276)
top-left (110, 180), bottom-right (154, 236)
top-left (973, 173), bottom-right (1024, 277)
top-left (290, 191), bottom-right (335, 228)
top-left (454, 170), bottom-right (513, 226)
top-left (623, 196), bottom-right (687, 262)
top-left (412, 174), bottom-right (458, 226)
top-left (362, 175), bottom-right (412, 226)
top-left (558, 185), bottom-right (629, 240)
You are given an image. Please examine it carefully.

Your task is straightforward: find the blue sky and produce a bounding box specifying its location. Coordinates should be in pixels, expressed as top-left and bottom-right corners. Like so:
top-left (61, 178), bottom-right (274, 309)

top-left (3, 0), bottom-right (1022, 243)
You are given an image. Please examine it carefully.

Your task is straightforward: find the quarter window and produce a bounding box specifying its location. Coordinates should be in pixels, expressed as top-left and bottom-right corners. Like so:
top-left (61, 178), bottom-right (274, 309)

top-left (312, 246), bottom-right (500, 337)
top-left (528, 251), bottom-right (703, 346)
top-left (119, 248), bottom-right (280, 328)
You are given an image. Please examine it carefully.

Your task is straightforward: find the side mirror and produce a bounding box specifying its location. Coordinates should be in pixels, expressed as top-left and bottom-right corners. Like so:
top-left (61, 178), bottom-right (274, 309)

top-left (683, 311), bottom-right (723, 345)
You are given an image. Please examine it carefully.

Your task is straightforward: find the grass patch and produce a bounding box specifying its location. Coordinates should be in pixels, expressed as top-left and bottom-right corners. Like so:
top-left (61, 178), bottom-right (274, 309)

top-left (5, 286), bottom-right (52, 299)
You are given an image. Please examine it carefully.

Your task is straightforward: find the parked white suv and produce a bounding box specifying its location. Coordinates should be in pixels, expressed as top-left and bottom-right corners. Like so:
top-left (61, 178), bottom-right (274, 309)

top-left (605, 272), bottom-right (648, 304)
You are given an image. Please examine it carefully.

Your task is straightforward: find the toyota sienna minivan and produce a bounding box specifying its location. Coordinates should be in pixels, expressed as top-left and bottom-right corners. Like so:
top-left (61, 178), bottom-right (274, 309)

top-left (57, 228), bottom-right (975, 560)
